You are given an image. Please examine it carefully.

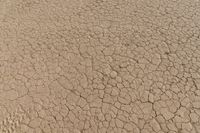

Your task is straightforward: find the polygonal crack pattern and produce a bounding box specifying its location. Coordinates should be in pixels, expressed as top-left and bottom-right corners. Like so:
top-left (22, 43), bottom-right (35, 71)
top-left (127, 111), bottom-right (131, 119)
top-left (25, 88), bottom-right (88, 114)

top-left (0, 0), bottom-right (200, 133)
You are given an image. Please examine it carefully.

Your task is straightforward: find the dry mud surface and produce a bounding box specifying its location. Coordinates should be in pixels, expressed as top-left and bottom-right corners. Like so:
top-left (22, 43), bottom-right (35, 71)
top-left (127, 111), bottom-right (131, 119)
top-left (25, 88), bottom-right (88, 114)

top-left (0, 0), bottom-right (200, 133)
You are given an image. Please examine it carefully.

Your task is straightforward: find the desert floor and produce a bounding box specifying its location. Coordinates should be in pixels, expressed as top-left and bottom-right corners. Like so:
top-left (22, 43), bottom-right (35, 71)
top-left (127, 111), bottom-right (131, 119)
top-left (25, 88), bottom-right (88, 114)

top-left (0, 0), bottom-right (200, 133)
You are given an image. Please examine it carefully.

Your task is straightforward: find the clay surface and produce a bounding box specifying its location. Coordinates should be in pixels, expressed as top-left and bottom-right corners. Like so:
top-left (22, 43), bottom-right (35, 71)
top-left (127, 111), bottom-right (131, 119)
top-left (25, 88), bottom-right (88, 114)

top-left (0, 0), bottom-right (200, 133)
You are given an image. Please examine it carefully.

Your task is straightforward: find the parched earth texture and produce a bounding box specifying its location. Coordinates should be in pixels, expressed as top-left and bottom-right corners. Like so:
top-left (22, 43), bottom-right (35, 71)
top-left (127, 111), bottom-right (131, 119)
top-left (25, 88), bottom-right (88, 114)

top-left (0, 0), bottom-right (200, 133)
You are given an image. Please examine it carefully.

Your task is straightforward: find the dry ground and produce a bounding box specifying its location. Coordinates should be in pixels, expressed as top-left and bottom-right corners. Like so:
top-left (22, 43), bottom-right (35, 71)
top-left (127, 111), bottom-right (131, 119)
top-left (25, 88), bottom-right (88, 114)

top-left (0, 0), bottom-right (200, 133)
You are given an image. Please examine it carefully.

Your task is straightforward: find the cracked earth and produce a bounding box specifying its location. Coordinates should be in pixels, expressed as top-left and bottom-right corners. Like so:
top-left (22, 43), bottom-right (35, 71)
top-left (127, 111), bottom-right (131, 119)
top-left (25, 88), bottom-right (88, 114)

top-left (0, 0), bottom-right (200, 133)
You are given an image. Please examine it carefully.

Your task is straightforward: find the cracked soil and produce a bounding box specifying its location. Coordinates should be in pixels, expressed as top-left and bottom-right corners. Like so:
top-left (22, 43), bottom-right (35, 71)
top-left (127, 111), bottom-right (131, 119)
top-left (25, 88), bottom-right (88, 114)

top-left (0, 0), bottom-right (200, 133)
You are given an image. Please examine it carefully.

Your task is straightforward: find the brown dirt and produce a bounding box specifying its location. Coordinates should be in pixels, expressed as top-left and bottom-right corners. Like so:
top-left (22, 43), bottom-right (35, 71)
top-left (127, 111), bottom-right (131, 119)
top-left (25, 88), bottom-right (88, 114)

top-left (0, 0), bottom-right (200, 133)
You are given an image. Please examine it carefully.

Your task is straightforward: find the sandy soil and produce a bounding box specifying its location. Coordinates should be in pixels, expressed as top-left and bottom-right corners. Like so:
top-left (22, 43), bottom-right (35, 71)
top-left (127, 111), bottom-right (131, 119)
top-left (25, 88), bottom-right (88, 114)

top-left (0, 0), bottom-right (200, 133)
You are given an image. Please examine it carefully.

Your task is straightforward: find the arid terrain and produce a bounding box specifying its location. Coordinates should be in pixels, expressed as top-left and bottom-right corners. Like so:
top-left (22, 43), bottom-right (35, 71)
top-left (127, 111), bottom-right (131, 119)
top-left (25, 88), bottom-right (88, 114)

top-left (0, 0), bottom-right (200, 133)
